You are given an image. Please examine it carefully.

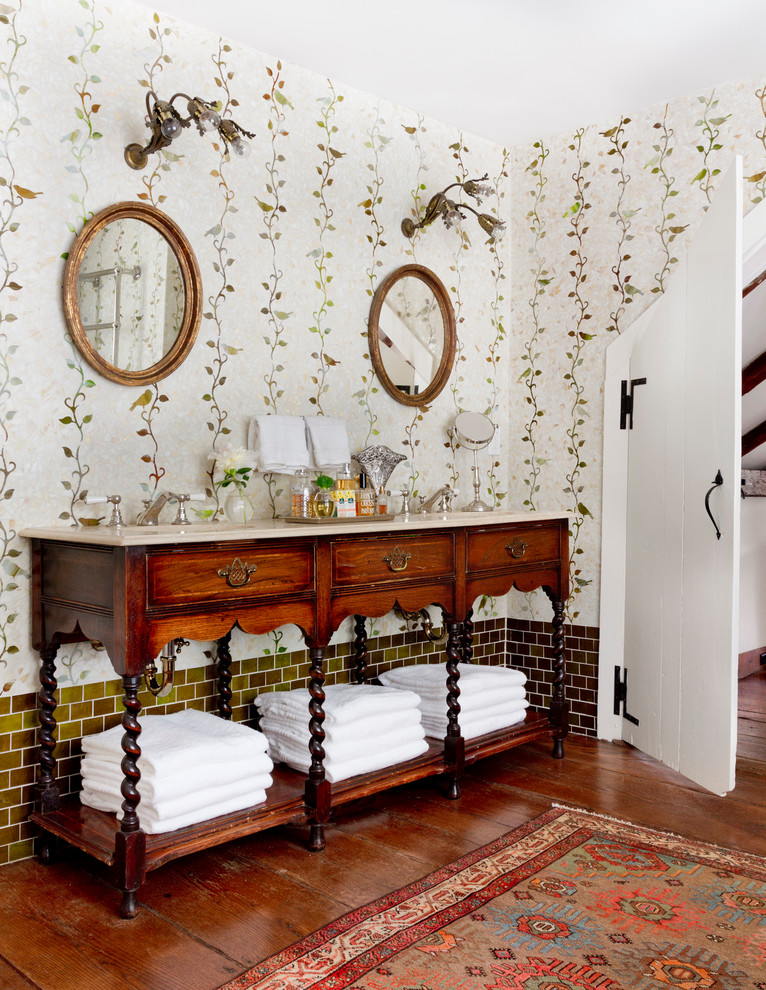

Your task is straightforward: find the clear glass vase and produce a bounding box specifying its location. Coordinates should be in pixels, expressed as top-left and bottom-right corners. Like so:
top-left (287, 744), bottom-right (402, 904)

top-left (312, 487), bottom-right (336, 518)
top-left (224, 491), bottom-right (253, 524)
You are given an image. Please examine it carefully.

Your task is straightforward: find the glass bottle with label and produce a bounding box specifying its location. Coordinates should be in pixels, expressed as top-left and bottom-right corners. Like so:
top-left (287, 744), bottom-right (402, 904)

top-left (291, 469), bottom-right (313, 518)
top-left (357, 471), bottom-right (375, 517)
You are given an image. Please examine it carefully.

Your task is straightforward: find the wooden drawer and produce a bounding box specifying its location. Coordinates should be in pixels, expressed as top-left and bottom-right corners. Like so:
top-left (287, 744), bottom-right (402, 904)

top-left (41, 543), bottom-right (115, 610)
top-left (466, 523), bottom-right (561, 572)
top-left (332, 534), bottom-right (454, 587)
top-left (147, 543), bottom-right (315, 607)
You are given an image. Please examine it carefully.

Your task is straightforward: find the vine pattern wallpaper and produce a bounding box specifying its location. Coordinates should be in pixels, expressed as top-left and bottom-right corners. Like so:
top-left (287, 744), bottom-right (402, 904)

top-left (0, 0), bottom-right (508, 695)
top-left (509, 77), bottom-right (766, 623)
top-left (0, 0), bottom-right (765, 702)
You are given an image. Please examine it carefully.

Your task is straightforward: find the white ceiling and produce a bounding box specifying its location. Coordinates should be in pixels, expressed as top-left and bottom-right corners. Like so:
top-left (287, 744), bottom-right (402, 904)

top-left (141, 0), bottom-right (766, 147)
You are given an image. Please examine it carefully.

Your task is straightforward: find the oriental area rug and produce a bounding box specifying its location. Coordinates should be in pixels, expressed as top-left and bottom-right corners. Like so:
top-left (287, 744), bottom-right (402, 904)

top-left (218, 806), bottom-right (766, 990)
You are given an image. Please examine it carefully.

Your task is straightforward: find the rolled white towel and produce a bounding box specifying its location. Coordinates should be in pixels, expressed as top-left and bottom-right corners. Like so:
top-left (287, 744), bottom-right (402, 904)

top-left (80, 770), bottom-right (272, 821)
top-left (81, 709), bottom-right (268, 776)
top-left (255, 683), bottom-right (421, 725)
top-left (304, 416), bottom-right (351, 470)
top-left (247, 414), bottom-right (311, 473)
top-left (261, 720), bottom-right (425, 765)
top-left (266, 735), bottom-right (429, 783)
top-left (378, 663), bottom-right (526, 696)
top-left (421, 704), bottom-right (529, 740)
top-left (81, 751), bottom-right (274, 801)
top-left (80, 785), bottom-right (268, 834)
top-left (256, 704), bottom-right (422, 742)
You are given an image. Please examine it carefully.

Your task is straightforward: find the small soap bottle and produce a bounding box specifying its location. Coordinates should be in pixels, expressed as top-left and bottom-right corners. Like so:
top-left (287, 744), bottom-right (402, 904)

top-left (333, 463), bottom-right (357, 518)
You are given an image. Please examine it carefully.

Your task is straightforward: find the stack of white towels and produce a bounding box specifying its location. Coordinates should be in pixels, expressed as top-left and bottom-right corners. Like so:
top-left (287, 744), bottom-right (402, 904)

top-left (247, 414), bottom-right (351, 473)
top-left (255, 683), bottom-right (428, 782)
top-left (79, 708), bottom-right (274, 834)
top-left (378, 663), bottom-right (529, 740)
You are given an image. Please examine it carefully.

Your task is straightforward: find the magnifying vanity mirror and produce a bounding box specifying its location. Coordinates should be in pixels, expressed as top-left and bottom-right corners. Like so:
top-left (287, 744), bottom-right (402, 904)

top-left (63, 201), bottom-right (202, 386)
top-left (451, 410), bottom-right (496, 511)
top-left (368, 264), bottom-right (456, 407)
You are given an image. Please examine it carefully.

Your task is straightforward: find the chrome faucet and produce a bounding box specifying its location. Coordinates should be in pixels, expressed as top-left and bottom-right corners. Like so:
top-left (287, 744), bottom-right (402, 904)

top-left (418, 485), bottom-right (456, 513)
top-left (136, 492), bottom-right (171, 526)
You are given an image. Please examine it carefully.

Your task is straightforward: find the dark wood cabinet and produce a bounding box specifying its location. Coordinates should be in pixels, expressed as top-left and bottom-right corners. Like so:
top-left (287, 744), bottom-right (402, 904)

top-left (22, 511), bottom-right (569, 917)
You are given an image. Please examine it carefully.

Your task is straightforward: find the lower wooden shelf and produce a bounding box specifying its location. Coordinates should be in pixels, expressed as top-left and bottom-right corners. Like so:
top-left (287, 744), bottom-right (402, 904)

top-left (30, 767), bottom-right (309, 872)
top-left (30, 712), bottom-right (552, 873)
top-left (463, 710), bottom-right (551, 764)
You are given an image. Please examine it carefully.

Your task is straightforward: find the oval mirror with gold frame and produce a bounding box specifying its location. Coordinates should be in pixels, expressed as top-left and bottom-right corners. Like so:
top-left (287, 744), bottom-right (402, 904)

top-left (368, 264), bottom-right (456, 406)
top-left (63, 201), bottom-right (202, 386)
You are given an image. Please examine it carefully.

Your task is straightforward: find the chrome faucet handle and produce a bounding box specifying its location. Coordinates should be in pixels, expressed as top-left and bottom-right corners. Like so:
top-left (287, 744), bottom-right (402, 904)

top-left (399, 487), bottom-right (411, 515)
top-left (168, 492), bottom-right (206, 525)
top-left (82, 494), bottom-right (124, 527)
top-left (106, 495), bottom-right (124, 527)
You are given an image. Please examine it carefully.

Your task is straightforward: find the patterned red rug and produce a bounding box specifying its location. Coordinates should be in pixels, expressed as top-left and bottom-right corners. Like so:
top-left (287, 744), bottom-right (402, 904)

top-left (218, 806), bottom-right (766, 989)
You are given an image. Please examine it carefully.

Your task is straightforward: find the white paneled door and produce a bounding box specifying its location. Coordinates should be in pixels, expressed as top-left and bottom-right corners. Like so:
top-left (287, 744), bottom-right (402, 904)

top-left (599, 161), bottom-right (742, 795)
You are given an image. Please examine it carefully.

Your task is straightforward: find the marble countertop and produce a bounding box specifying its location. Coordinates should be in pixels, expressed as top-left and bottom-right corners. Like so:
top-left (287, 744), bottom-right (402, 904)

top-left (20, 510), bottom-right (570, 546)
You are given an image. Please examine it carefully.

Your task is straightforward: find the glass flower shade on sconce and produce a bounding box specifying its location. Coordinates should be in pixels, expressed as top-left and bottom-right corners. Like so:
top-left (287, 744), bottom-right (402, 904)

top-left (124, 89), bottom-right (254, 170)
top-left (401, 173), bottom-right (505, 244)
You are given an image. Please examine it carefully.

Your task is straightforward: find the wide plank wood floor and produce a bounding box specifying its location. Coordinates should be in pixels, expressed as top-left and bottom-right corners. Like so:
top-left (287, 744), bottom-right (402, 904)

top-left (2, 676), bottom-right (765, 990)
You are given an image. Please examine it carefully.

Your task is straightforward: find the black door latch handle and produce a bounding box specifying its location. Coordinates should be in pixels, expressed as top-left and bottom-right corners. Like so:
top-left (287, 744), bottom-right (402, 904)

top-left (704, 470), bottom-right (723, 540)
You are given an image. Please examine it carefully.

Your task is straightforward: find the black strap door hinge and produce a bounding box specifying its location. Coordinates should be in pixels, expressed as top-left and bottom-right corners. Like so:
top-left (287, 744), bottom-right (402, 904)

top-left (620, 377), bottom-right (647, 430)
top-left (614, 666), bottom-right (639, 726)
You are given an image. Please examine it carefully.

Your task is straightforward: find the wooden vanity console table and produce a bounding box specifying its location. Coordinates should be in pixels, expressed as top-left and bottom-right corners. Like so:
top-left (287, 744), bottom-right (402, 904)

top-left (22, 511), bottom-right (569, 917)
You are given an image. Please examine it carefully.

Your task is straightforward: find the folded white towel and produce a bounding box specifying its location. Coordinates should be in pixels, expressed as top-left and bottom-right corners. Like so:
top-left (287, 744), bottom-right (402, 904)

top-left (261, 720), bottom-right (426, 765)
top-left (255, 683), bottom-right (421, 725)
top-left (379, 663), bottom-right (527, 702)
top-left (266, 735), bottom-right (429, 783)
top-left (80, 750), bottom-right (273, 799)
top-left (304, 416), bottom-right (351, 470)
top-left (81, 756), bottom-right (272, 796)
top-left (421, 704), bottom-right (529, 740)
top-left (256, 705), bottom-right (422, 742)
top-left (415, 685), bottom-right (528, 716)
top-left (81, 709), bottom-right (269, 776)
top-left (378, 663), bottom-right (527, 695)
top-left (248, 414), bottom-right (311, 473)
top-left (80, 785), bottom-right (268, 834)
top-left (80, 771), bottom-right (272, 821)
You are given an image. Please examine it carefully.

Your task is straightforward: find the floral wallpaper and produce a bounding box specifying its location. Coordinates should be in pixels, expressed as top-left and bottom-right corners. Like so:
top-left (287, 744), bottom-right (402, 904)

top-left (1, 0), bottom-right (765, 701)
top-left (0, 0), bottom-right (510, 695)
top-left (510, 77), bottom-right (766, 624)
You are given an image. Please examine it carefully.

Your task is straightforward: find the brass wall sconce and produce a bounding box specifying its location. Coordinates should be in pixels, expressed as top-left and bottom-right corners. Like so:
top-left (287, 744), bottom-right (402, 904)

top-left (125, 89), bottom-right (254, 170)
top-left (401, 173), bottom-right (505, 243)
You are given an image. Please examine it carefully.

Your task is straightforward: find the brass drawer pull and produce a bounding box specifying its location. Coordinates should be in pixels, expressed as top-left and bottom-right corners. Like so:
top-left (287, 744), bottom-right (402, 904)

top-left (383, 546), bottom-right (412, 572)
top-left (217, 557), bottom-right (257, 588)
top-left (505, 538), bottom-right (528, 560)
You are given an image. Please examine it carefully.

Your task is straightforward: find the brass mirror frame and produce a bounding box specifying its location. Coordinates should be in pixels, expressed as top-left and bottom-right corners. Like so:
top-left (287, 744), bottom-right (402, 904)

top-left (368, 263), bottom-right (456, 407)
top-left (63, 201), bottom-right (202, 386)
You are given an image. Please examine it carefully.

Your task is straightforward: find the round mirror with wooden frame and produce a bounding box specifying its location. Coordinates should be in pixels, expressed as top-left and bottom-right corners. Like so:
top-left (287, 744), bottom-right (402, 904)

top-left (368, 264), bottom-right (456, 406)
top-left (63, 201), bottom-right (202, 387)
